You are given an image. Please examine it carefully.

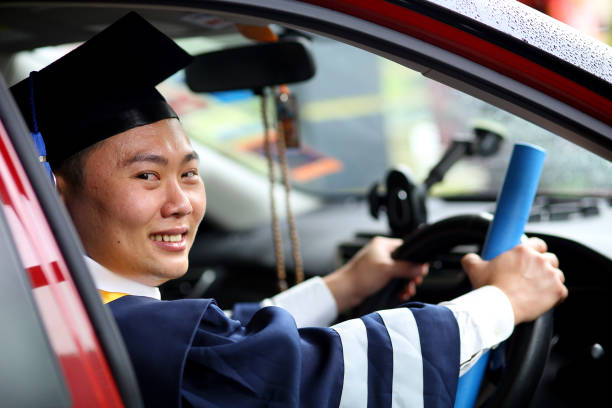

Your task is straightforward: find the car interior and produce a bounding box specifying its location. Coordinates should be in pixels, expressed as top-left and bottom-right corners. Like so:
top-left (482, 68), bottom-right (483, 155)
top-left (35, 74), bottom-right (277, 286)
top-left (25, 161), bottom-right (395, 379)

top-left (0, 4), bottom-right (611, 407)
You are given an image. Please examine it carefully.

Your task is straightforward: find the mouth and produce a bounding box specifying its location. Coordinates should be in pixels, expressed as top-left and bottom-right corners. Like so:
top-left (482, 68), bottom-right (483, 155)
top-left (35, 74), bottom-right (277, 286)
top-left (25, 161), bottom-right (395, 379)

top-left (149, 233), bottom-right (185, 243)
top-left (149, 228), bottom-right (188, 251)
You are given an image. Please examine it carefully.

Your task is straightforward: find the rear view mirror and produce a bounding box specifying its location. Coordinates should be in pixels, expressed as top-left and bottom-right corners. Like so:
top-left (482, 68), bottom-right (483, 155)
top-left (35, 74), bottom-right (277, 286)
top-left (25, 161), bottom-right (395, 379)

top-left (185, 39), bottom-right (316, 93)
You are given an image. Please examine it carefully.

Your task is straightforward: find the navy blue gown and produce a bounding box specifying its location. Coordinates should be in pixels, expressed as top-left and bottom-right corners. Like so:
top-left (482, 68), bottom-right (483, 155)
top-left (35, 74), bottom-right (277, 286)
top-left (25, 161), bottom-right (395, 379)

top-left (109, 295), bottom-right (460, 407)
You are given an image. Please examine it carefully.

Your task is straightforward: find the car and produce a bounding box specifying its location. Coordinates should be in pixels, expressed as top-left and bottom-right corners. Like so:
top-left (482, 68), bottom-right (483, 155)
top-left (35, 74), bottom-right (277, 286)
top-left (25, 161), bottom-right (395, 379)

top-left (0, 1), bottom-right (610, 407)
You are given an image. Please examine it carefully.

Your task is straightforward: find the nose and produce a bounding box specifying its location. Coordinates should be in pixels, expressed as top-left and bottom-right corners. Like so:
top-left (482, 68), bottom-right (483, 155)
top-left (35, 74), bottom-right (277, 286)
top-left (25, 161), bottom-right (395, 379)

top-left (161, 179), bottom-right (193, 218)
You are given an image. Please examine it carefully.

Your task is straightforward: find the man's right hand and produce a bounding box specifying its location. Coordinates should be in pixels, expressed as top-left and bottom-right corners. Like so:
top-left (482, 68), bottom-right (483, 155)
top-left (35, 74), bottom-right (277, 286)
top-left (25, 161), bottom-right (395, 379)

top-left (461, 237), bottom-right (568, 325)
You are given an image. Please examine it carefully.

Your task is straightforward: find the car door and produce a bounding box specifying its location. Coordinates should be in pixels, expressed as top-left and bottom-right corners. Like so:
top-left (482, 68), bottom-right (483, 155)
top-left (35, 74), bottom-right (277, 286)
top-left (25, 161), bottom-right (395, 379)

top-left (0, 72), bottom-right (143, 407)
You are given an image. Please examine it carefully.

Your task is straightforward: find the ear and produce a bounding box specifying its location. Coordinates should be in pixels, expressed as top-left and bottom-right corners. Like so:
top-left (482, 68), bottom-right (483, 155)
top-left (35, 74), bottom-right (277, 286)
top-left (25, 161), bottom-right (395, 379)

top-left (54, 173), bottom-right (68, 203)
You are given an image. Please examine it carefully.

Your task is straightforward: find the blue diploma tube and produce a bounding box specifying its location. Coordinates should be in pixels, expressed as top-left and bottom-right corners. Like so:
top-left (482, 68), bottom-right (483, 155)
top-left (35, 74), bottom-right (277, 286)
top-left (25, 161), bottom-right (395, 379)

top-left (454, 143), bottom-right (546, 408)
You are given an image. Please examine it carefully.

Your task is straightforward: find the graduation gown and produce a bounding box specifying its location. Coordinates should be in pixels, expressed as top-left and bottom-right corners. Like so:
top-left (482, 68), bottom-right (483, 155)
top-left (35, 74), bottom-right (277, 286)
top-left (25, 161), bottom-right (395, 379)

top-left (108, 295), bottom-right (460, 408)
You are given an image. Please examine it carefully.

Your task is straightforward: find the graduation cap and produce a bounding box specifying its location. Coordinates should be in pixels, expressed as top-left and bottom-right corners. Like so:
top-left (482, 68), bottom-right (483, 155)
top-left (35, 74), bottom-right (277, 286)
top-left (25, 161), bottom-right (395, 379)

top-left (10, 11), bottom-right (193, 170)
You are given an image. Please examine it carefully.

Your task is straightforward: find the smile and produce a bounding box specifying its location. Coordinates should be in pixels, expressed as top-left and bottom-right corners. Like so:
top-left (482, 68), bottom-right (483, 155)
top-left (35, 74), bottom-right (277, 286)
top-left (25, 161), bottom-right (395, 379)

top-left (149, 234), bottom-right (183, 242)
top-left (148, 228), bottom-right (189, 252)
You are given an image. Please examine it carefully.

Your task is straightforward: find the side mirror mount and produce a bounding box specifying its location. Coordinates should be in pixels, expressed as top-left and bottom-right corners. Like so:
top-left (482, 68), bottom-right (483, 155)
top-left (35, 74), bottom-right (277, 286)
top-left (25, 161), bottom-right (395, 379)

top-left (369, 123), bottom-right (505, 237)
top-left (423, 125), bottom-right (504, 190)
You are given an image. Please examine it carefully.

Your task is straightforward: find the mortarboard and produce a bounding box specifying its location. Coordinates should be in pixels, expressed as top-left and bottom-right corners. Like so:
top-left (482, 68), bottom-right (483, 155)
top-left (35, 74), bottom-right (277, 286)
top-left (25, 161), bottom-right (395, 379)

top-left (10, 11), bottom-right (193, 170)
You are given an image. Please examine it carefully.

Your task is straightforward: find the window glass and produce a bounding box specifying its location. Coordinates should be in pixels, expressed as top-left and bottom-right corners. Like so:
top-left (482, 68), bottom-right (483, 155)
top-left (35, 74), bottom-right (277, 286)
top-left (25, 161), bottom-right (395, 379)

top-left (168, 35), bottom-right (611, 199)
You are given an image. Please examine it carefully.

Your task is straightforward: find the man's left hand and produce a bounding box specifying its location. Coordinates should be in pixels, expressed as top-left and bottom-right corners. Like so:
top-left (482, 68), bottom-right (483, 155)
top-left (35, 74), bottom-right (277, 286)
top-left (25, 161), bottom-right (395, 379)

top-left (323, 236), bottom-right (428, 313)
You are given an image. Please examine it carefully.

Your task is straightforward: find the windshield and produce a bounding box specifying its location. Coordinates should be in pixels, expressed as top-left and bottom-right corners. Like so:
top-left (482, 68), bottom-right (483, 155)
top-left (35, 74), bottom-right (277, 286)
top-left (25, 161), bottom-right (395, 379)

top-left (163, 34), bottom-right (612, 199)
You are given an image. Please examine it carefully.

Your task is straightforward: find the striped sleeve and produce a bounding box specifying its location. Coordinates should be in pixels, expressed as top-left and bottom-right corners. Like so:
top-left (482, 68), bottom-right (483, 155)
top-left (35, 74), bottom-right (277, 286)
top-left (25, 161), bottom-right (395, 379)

top-left (181, 302), bottom-right (459, 407)
top-left (331, 303), bottom-right (460, 408)
top-left (440, 285), bottom-right (515, 375)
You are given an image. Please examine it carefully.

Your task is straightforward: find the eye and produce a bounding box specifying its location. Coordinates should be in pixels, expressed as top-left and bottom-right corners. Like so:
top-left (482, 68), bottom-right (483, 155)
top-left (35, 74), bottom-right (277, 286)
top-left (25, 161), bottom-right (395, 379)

top-left (182, 169), bottom-right (199, 179)
top-left (137, 172), bottom-right (159, 182)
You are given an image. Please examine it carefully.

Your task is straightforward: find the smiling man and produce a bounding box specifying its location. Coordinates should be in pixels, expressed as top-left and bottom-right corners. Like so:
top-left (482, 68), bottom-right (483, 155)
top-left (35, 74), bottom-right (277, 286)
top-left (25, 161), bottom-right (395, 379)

top-left (10, 12), bottom-right (567, 408)
top-left (59, 119), bottom-right (205, 287)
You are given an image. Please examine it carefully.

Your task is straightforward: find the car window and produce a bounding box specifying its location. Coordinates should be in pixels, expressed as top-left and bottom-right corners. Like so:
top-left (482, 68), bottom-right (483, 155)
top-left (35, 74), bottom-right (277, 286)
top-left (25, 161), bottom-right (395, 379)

top-left (165, 35), bottom-right (612, 199)
top-left (7, 29), bottom-right (611, 215)
top-left (9, 35), bottom-right (612, 201)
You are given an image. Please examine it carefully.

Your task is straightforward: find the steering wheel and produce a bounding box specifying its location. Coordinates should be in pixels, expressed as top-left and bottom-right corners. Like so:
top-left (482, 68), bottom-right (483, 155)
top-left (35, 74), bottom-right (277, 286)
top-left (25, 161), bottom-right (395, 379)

top-left (353, 214), bottom-right (554, 407)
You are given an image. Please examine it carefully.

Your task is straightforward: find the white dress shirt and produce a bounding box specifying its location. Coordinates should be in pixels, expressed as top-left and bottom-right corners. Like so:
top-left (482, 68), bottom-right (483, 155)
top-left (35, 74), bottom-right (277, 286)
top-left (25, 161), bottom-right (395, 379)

top-left (86, 256), bottom-right (161, 300)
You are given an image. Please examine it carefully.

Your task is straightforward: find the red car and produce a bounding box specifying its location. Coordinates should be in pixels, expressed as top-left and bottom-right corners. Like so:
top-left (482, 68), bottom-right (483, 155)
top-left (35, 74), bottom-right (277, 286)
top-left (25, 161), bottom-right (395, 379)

top-left (1, 1), bottom-right (610, 407)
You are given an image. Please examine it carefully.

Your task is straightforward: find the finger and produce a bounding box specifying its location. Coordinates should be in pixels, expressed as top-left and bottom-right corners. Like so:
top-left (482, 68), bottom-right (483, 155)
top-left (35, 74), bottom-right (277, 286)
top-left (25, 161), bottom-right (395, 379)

top-left (398, 286), bottom-right (408, 302)
top-left (378, 236), bottom-right (403, 251)
top-left (461, 253), bottom-right (488, 288)
top-left (421, 263), bottom-right (429, 277)
top-left (461, 253), bottom-right (482, 271)
top-left (543, 252), bottom-right (560, 269)
top-left (560, 282), bottom-right (569, 301)
top-left (555, 279), bottom-right (569, 305)
top-left (409, 263), bottom-right (428, 278)
top-left (556, 268), bottom-right (565, 284)
top-left (390, 261), bottom-right (429, 278)
top-left (407, 281), bottom-right (416, 298)
top-left (525, 237), bottom-right (548, 253)
top-left (399, 281), bottom-right (417, 301)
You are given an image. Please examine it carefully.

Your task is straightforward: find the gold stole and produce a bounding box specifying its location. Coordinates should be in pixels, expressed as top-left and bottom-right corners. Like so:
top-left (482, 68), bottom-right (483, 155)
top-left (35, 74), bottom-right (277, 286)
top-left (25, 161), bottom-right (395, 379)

top-left (98, 289), bottom-right (128, 304)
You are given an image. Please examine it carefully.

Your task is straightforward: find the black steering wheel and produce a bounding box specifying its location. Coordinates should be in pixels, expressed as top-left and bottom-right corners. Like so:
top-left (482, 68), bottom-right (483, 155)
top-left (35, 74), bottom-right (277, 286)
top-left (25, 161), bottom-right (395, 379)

top-left (353, 214), bottom-right (553, 407)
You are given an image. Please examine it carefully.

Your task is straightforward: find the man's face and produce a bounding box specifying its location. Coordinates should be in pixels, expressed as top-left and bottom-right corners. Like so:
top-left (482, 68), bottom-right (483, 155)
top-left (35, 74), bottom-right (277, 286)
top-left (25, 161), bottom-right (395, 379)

top-left (60, 118), bottom-right (206, 286)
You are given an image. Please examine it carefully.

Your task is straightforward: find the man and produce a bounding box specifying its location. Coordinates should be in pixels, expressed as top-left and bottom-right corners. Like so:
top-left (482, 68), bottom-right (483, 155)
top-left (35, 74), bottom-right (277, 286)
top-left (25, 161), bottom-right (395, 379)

top-left (10, 12), bottom-right (567, 408)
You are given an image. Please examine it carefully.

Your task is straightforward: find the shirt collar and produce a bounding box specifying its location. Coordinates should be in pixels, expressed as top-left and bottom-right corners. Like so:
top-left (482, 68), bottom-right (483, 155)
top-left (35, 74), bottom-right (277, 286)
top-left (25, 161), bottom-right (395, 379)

top-left (85, 256), bottom-right (161, 300)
